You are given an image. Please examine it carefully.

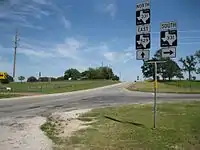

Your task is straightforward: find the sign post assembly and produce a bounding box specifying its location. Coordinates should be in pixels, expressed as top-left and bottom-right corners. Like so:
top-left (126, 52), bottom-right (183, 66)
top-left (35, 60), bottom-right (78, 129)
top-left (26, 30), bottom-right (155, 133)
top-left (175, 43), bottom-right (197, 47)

top-left (160, 21), bottom-right (177, 58)
top-left (136, 0), bottom-right (151, 60)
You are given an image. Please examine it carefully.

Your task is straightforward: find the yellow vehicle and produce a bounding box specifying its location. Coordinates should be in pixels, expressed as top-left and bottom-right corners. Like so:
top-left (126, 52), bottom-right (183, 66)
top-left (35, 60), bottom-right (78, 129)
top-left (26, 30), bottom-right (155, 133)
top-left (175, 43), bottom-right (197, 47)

top-left (0, 72), bottom-right (8, 80)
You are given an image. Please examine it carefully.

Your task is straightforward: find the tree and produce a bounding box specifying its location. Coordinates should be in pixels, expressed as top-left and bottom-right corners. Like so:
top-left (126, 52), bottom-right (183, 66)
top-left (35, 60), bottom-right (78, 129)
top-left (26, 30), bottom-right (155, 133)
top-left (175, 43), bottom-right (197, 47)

top-left (141, 49), bottom-right (182, 81)
top-left (18, 76), bottom-right (25, 83)
top-left (195, 50), bottom-right (200, 74)
top-left (27, 76), bottom-right (37, 82)
top-left (112, 75), bottom-right (120, 81)
top-left (176, 71), bottom-right (184, 80)
top-left (64, 68), bottom-right (81, 80)
top-left (179, 55), bottom-right (197, 80)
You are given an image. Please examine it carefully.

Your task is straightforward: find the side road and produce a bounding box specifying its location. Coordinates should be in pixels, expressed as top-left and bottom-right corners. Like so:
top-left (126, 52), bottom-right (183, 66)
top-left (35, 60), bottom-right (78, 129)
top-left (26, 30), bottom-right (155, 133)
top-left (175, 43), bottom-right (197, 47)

top-left (0, 82), bottom-right (126, 101)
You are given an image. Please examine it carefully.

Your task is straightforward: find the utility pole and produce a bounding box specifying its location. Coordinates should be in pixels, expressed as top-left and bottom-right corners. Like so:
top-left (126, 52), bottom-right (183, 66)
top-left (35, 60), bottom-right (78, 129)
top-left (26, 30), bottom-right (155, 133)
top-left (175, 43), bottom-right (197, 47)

top-left (13, 29), bottom-right (20, 81)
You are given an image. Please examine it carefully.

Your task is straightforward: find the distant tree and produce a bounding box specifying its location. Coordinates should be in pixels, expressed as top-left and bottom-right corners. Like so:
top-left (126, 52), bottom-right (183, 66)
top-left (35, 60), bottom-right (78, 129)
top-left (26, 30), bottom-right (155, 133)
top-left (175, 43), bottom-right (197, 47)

top-left (112, 75), bottom-right (120, 81)
top-left (192, 76), bottom-right (196, 80)
top-left (179, 55), bottom-right (197, 80)
top-left (195, 50), bottom-right (200, 74)
top-left (176, 71), bottom-right (184, 80)
top-left (64, 68), bottom-right (81, 80)
top-left (56, 76), bottom-right (64, 81)
top-left (7, 75), bottom-right (14, 82)
top-left (27, 76), bottom-right (38, 82)
top-left (18, 76), bottom-right (25, 83)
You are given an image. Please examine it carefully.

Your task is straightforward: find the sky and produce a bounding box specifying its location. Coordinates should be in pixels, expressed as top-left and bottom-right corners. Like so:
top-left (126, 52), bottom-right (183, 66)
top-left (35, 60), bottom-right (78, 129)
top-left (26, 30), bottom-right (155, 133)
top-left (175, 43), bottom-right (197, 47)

top-left (0, 0), bottom-right (200, 81)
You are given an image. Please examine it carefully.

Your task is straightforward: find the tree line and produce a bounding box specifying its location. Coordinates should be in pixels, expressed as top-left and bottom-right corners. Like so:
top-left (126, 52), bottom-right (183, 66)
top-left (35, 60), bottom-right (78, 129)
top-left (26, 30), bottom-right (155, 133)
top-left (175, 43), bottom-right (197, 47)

top-left (141, 49), bottom-right (200, 81)
top-left (0, 66), bottom-right (120, 84)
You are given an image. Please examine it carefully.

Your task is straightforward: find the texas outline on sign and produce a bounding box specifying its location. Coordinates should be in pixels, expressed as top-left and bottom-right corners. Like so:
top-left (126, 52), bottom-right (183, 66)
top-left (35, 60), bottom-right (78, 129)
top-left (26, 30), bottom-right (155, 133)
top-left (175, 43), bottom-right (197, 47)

top-left (136, 34), bottom-right (150, 49)
top-left (160, 30), bottom-right (177, 47)
top-left (136, 9), bottom-right (150, 25)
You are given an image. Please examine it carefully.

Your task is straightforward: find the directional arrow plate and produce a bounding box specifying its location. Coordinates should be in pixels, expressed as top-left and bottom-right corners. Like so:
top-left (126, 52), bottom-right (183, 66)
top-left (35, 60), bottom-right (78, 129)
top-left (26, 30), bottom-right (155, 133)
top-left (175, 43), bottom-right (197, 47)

top-left (161, 47), bottom-right (176, 58)
top-left (136, 50), bottom-right (150, 60)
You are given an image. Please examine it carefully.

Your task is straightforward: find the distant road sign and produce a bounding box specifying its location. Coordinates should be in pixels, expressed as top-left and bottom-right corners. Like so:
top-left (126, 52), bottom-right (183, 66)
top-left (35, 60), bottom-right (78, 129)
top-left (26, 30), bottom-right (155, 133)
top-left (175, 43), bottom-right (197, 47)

top-left (161, 47), bottom-right (176, 58)
top-left (160, 30), bottom-right (177, 47)
top-left (136, 24), bottom-right (150, 34)
top-left (136, 50), bottom-right (150, 60)
top-left (0, 72), bottom-right (7, 80)
top-left (136, 34), bottom-right (150, 49)
top-left (160, 21), bottom-right (177, 31)
top-left (136, 9), bottom-right (150, 25)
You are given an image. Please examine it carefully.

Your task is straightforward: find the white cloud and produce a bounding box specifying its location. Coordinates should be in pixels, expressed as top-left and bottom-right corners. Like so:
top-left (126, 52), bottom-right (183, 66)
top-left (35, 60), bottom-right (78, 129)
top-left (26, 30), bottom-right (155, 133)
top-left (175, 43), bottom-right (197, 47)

top-left (104, 3), bottom-right (117, 18)
top-left (96, 1), bottom-right (117, 19)
top-left (62, 16), bottom-right (71, 29)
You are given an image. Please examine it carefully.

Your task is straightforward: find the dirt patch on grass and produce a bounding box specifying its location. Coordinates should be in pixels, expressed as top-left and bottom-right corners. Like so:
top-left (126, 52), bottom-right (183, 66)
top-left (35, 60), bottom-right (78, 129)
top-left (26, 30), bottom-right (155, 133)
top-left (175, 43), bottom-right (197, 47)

top-left (41, 109), bottom-right (94, 149)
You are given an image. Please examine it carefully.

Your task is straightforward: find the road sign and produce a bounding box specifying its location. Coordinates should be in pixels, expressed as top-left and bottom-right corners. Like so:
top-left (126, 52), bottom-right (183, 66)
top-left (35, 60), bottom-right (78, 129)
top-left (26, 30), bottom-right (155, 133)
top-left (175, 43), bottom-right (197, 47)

top-left (161, 47), bottom-right (176, 58)
top-left (160, 21), bottom-right (177, 31)
top-left (136, 24), bottom-right (150, 34)
top-left (136, 9), bottom-right (150, 25)
top-left (136, 50), bottom-right (150, 60)
top-left (136, 1), bottom-right (150, 11)
top-left (0, 72), bottom-right (7, 80)
top-left (160, 30), bottom-right (177, 47)
top-left (136, 34), bottom-right (150, 49)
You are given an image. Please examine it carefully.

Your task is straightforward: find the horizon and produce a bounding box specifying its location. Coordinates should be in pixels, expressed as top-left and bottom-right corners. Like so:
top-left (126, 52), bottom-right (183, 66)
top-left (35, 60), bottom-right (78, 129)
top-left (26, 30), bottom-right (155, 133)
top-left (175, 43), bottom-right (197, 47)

top-left (0, 0), bottom-right (200, 81)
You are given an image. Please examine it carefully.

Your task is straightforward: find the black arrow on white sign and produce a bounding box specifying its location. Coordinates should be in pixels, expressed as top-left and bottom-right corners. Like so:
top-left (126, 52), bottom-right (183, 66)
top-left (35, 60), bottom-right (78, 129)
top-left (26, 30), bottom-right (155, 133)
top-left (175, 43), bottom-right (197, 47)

top-left (163, 50), bottom-right (173, 55)
top-left (141, 52), bottom-right (145, 58)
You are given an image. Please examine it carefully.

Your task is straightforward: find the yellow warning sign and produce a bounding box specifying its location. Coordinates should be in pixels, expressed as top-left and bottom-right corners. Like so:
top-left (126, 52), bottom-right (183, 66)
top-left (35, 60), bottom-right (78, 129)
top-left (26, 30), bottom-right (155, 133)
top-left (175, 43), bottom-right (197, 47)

top-left (0, 72), bottom-right (7, 79)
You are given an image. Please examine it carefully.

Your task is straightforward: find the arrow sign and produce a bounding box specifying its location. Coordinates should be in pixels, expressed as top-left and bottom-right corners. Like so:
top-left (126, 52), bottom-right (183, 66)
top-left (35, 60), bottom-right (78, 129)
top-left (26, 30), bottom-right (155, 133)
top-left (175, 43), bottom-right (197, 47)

top-left (163, 50), bottom-right (173, 55)
top-left (141, 52), bottom-right (145, 58)
top-left (136, 50), bottom-right (150, 60)
top-left (161, 47), bottom-right (176, 58)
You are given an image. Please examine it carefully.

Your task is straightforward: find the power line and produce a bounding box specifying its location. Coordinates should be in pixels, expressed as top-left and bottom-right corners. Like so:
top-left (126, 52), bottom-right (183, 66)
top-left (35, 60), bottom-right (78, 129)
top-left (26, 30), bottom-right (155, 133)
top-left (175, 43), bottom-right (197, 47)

top-left (13, 29), bottom-right (20, 81)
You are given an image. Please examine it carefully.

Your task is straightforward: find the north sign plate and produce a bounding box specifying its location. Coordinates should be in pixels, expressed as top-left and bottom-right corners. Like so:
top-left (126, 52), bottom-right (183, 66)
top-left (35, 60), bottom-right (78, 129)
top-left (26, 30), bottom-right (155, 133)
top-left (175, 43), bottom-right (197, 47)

top-left (136, 50), bottom-right (150, 60)
top-left (136, 1), bottom-right (150, 11)
top-left (161, 47), bottom-right (176, 58)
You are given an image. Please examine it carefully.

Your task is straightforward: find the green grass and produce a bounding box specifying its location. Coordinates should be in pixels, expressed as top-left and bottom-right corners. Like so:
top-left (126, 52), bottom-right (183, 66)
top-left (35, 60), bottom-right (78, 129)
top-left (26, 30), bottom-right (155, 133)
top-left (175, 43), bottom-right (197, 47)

top-left (62, 101), bottom-right (200, 150)
top-left (127, 80), bottom-right (200, 94)
top-left (0, 80), bottom-right (119, 94)
top-left (0, 93), bottom-right (21, 99)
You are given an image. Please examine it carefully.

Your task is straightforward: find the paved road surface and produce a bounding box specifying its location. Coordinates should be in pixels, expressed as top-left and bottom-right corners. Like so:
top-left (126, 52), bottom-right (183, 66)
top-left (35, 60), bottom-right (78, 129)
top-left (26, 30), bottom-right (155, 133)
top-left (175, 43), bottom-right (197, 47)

top-left (0, 82), bottom-right (200, 118)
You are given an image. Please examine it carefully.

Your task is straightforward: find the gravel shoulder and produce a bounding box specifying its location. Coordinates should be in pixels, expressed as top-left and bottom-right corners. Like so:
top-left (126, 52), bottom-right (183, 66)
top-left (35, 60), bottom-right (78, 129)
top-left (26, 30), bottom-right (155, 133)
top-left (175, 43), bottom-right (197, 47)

top-left (0, 116), bottom-right (52, 150)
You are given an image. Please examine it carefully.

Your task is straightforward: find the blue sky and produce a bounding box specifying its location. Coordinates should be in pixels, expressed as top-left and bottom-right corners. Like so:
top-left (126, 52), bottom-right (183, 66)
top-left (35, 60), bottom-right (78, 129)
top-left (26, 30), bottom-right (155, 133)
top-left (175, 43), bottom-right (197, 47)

top-left (0, 0), bottom-right (200, 81)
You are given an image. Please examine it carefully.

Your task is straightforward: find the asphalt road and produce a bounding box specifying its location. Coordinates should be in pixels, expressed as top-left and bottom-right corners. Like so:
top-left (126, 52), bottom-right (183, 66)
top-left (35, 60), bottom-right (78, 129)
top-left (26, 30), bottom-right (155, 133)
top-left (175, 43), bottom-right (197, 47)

top-left (0, 82), bottom-right (200, 118)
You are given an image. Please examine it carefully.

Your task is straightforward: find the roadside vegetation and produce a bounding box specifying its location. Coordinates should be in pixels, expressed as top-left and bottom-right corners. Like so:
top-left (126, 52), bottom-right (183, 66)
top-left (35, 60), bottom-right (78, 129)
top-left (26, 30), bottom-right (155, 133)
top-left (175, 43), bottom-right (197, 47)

top-left (128, 80), bottom-right (200, 94)
top-left (141, 49), bottom-right (200, 82)
top-left (55, 101), bottom-right (200, 150)
top-left (0, 66), bottom-right (120, 98)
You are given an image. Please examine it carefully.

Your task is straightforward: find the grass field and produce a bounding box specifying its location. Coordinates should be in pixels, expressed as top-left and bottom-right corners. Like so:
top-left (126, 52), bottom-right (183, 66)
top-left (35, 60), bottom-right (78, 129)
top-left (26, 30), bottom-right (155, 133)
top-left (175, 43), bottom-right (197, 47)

top-left (0, 80), bottom-right (120, 98)
top-left (127, 80), bottom-right (200, 94)
top-left (59, 101), bottom-right (200, 150)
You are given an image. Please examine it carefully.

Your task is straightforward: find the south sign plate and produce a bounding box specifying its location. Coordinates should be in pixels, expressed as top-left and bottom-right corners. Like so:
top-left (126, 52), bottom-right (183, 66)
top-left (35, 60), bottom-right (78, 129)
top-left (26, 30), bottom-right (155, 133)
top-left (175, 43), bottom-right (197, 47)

top-left (136, 24), bottom-right (150, 34)
top-left (160, 21), bottom-right (177, 31)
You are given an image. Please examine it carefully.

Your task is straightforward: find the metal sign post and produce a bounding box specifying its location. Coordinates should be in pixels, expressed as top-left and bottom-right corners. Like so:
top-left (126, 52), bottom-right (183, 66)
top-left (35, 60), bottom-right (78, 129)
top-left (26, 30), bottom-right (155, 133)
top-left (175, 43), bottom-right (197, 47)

top-left (147, 60), bottom-right (166, 129)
